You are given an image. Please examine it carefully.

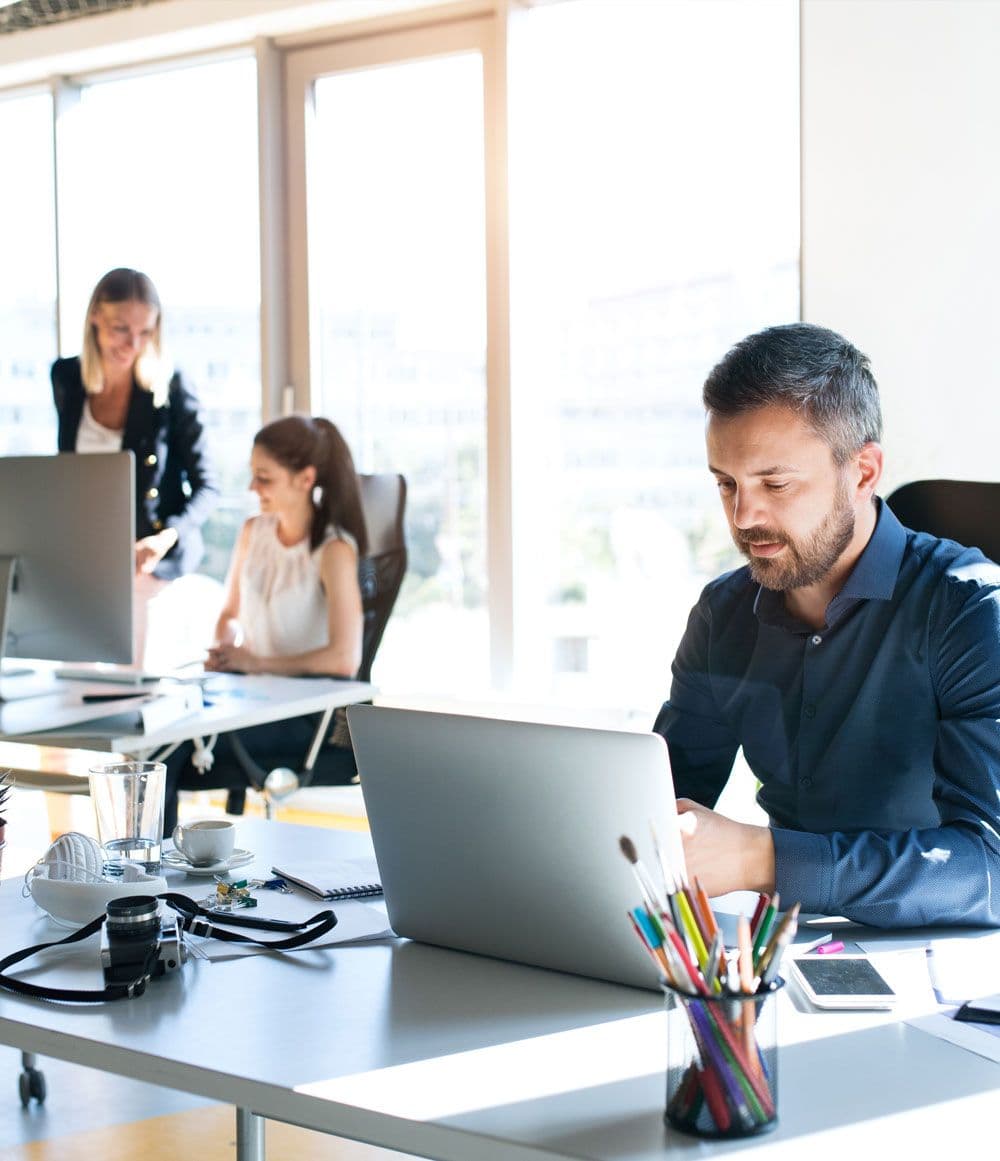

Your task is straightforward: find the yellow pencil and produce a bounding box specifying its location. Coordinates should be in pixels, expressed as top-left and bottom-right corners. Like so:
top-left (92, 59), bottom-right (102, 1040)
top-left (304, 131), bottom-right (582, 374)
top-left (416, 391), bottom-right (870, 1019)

top-left (674, 889), bottom-right (709, 969)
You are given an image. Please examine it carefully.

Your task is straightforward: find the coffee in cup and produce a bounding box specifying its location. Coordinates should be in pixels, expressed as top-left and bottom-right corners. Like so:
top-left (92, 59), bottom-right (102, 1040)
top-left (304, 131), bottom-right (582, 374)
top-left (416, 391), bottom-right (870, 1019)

top-left (171, 819), bottom-right (236, 866)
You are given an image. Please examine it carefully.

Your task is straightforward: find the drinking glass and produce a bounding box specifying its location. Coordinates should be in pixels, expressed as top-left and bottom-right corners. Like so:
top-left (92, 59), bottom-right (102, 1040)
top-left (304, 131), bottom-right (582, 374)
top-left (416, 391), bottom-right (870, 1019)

top-left (88, 761), bottom-right (166, 876)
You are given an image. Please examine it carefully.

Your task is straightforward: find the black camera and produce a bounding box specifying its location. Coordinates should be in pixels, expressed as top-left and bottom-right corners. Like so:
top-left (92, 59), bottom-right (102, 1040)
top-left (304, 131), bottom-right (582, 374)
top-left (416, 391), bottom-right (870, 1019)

top-left (100, 895), bottom-right (187, 988)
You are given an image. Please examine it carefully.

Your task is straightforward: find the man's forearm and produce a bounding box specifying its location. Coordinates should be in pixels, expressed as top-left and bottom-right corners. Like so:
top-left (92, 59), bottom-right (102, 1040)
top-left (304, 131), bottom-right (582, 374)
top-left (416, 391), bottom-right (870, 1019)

top-left (772, 823), bottom-right (1000, 927)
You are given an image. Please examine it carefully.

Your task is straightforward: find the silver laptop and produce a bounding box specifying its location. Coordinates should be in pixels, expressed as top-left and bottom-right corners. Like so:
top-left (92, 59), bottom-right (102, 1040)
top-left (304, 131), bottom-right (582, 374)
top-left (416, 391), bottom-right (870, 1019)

top-left (348, 704), bottom-right (687, 991)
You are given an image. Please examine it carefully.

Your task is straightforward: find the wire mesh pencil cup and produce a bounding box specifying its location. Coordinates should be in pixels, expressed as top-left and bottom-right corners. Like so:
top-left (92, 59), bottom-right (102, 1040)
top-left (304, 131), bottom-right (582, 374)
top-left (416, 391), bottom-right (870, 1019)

top-left (663, 979), bottom-right (783, 1139)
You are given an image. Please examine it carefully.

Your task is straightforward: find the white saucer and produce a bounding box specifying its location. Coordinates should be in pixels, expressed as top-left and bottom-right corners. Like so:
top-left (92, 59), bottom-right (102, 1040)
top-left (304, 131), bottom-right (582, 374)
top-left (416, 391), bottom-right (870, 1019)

top-left (162, 848), bottom-right (255, 876)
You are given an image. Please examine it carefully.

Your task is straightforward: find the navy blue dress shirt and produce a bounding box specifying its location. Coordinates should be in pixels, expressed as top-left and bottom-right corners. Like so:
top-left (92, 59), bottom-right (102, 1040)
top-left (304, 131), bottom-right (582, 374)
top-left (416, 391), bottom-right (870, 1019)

top-left (654, 499), bottom-right (1000, 927)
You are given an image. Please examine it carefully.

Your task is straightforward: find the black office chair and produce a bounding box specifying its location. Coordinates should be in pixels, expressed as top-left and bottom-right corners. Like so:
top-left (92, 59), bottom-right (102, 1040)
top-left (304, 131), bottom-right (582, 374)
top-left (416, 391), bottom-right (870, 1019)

top-left (354, 472), bottom-right (409, 686)
top-left (179, 472), bottom-right (408, 816)
top-left (884, 479), bottom-right (1000, 565)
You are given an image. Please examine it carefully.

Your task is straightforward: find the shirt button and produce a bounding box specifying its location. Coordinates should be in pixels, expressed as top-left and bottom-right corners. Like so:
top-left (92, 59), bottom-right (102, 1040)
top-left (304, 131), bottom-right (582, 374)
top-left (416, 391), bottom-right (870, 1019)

top-left (145, 453), bottom-right (158, 466)
top-left (800, 776), bottom-right (813, 788)
top-left (811, 634), bottom-right (822, 645)
top-left (803, 703), bottom-right (816, 719)
top-left (146, 487), bottom-right (159, 500)
top-left (153, 519), bottom-right (164, 531)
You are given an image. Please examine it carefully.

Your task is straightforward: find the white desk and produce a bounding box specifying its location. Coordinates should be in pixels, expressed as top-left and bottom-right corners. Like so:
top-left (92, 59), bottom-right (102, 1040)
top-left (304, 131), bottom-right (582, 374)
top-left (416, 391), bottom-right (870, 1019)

top-left (1, 818), bottom-right (998, 1161)
top-left (0, 673), bottom-right (373, 757)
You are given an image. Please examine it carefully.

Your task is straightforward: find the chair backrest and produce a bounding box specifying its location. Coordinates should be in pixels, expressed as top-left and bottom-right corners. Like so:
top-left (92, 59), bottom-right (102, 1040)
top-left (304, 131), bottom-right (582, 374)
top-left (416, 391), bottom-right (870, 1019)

top-left (885, 479), bottom-right (1000, 565)
top-left (357, 473), bottom-right (407, 683)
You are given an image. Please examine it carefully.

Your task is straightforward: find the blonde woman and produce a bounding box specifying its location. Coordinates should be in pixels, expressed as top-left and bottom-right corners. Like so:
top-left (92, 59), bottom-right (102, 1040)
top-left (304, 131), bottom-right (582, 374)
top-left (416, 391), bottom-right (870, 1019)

top-left (51, 267), bottom-right (218, 581)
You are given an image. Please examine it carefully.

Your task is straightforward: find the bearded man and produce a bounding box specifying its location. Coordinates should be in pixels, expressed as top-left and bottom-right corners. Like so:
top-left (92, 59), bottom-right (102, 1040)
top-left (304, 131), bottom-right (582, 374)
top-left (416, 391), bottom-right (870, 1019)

top-left (654, 323), bottom-right (1000, 926)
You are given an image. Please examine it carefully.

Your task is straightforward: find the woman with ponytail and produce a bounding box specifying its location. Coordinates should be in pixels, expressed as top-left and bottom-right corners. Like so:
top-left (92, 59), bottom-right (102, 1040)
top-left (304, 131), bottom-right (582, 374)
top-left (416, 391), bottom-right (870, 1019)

top-left (206, 414), bottom-right (368, 677)
top-left (161, 415), bottom-right (368, 832)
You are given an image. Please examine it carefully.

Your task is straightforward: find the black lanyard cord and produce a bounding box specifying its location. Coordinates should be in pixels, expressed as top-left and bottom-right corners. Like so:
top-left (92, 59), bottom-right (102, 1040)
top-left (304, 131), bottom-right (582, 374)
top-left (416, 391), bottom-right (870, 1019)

top-left (159, 893), bottom-right (339, 950)
top-left (0, 893), bottom-right (339, 1003)
top-left (0, 917), bottom-right (150, 1002)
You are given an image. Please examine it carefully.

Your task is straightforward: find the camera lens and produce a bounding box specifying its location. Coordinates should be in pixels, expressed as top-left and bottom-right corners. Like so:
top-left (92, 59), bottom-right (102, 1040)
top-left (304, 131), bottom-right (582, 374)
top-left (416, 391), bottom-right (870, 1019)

top-left (105, 895), bottom-right (160, 941)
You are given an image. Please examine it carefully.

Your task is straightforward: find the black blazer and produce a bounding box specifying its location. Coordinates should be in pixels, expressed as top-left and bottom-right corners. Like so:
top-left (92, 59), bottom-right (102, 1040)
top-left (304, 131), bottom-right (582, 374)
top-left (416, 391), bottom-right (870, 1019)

top-left (52, 356), bottom-right (219, 581)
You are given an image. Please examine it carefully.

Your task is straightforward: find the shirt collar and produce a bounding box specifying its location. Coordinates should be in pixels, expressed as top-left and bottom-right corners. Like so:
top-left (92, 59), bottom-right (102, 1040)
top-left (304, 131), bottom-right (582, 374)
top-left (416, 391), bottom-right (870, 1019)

top-left (753, 497), bottom-right (907, 630)
top-left (835, 496), bottom-right (906, 603)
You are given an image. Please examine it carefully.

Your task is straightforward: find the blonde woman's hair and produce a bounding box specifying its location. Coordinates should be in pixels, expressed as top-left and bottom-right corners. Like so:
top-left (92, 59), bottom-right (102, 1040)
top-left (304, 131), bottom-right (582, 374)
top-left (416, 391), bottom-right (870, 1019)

top-left (81, 268), bottom-right (172, 406)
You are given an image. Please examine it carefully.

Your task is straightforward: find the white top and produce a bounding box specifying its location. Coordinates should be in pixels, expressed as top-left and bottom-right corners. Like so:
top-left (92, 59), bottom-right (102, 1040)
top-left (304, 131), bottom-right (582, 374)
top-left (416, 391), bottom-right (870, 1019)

top-left (75, 400), bottom-right (123, 452)
top-left (238, 513), bottom-right (356, 658)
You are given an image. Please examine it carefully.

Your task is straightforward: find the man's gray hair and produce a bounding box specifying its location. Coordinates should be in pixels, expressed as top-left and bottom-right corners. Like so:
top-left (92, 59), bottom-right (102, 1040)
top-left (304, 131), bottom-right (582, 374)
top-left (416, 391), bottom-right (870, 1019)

top-left (703, 323), bottom-right (883, 464)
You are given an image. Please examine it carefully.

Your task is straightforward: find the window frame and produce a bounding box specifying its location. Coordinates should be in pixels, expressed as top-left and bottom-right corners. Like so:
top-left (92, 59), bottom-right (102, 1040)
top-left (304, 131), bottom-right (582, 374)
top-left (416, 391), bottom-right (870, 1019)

top-left (282, 12), bottom-right (513, 688)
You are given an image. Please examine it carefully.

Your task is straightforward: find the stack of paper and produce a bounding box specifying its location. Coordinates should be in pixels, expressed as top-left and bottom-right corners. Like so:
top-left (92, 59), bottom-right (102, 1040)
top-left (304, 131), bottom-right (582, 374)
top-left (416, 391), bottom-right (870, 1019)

top-left (77, 684), bottom-right (205, 735)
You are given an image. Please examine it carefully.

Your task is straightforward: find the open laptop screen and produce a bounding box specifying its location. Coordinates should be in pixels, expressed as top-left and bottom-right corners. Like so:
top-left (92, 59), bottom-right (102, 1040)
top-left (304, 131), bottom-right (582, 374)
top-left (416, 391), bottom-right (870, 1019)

top-left (349, 705), bottom-right (686, 991)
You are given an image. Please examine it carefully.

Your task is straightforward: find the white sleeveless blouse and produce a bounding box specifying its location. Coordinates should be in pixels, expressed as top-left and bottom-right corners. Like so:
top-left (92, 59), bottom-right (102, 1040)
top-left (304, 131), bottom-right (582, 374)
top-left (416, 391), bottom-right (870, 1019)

top-left (238, 514), bottom-right (357, 658)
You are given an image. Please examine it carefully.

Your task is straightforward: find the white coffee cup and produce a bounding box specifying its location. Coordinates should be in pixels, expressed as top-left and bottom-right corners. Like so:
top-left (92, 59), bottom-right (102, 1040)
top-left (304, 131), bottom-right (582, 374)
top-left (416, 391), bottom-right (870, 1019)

top-left (171, 819), bottom-right (236, 866)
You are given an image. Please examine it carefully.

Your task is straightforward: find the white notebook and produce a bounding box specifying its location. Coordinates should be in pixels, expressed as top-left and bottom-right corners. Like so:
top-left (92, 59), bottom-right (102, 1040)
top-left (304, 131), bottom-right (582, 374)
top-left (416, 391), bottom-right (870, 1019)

top-left (271, 857), bottom-right (383, 901)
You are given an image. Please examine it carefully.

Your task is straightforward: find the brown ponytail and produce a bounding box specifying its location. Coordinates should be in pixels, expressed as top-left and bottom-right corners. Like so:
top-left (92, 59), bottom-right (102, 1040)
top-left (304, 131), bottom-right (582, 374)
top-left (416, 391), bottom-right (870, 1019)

top-left (253, 415), bottom-right (369, 554)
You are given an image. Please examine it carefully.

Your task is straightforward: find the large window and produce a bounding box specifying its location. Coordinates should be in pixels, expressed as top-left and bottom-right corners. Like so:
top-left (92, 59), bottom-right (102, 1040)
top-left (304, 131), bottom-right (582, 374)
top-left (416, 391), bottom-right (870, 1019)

top-left (58, 56), bottom-right (262, 578)
top-left (293, 36), bottom-right (489, 694)
top-left (508, 0), bottom-right (800, 719)
top-left (0, 91), bottom-right (56, 455)
top-left (0, 2), bottom-right (801, 714)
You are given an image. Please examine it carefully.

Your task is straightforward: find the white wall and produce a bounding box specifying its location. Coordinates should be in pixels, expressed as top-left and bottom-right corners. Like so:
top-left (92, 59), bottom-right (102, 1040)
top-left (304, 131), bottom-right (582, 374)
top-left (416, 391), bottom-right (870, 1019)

top-left (801, 0), bottom-right (1000, 490)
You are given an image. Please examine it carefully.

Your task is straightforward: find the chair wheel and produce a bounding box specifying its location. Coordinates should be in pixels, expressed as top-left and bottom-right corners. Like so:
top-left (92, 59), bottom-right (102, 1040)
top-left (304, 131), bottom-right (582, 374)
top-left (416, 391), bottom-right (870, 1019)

top-left (29, 1067), bottom-right (46, 1103)
top-left (18, 1066), bottom-right (46, 1106)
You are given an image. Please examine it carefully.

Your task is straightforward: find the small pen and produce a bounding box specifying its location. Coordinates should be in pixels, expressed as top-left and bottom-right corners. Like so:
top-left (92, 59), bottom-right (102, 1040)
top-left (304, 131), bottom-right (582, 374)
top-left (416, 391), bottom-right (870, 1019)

top-left (82, 692), bottom-right (150, 703)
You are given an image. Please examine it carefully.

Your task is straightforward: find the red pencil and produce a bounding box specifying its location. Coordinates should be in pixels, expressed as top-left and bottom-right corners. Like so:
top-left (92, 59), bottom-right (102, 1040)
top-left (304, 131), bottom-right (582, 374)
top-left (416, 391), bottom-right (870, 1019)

top-left (749, 892), bottom-right (769, 935)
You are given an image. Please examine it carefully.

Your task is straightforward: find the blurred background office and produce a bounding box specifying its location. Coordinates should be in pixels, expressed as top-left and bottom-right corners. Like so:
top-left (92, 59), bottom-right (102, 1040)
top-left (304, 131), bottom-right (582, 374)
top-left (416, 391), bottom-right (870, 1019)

top-left (1, 0), bottom-right (998, 730)
top-left (3, 3), bottom-right (999, 1153)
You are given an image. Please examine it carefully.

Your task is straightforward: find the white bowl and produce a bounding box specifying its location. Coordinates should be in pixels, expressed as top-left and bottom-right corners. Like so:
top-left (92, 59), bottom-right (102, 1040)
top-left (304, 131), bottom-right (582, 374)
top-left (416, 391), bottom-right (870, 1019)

top-left (27, 869), bottom-right (169, 928)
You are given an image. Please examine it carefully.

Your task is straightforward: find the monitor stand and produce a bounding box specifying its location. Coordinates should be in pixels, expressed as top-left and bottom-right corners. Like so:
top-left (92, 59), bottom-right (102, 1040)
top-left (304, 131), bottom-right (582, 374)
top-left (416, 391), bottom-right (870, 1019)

top-left (0, 555), bottom-right (15, 661)
top-left (0, 556), bottom-right (58, 702)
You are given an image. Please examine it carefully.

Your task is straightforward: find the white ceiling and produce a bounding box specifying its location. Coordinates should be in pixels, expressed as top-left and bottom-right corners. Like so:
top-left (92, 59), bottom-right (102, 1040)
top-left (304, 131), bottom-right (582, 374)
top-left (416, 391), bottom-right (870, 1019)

top-left (0, 0), bottom-right (462, 90)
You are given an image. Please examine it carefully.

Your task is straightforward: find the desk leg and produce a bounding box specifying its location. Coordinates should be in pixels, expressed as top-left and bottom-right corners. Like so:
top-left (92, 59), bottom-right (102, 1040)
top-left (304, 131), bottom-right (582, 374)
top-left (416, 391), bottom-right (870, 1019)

top-left (236, 1107), bottom-right (265, 1161)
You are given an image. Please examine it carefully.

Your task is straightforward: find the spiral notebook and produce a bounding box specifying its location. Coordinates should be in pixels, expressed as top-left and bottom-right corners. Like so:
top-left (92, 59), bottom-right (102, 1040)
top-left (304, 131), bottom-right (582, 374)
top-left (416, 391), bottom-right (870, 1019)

top-left (271, 857), bottom-right (383, 901)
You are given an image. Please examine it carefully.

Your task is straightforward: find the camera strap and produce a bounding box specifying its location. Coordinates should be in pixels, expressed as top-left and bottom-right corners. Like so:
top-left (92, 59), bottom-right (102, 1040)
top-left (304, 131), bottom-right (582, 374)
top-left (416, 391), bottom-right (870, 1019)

top-left (0, 892), bottom-right (340, 1004)
top-left (158, 892), bottom-right (338, 950)
top-left (0, 914), bottom-right (149, 1002)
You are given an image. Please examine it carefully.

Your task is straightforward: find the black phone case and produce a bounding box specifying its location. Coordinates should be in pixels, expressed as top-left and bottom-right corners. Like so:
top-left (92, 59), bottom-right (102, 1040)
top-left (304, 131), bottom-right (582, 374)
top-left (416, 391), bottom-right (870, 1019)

top-left (954, 1001), bottom-right (1000, 1025)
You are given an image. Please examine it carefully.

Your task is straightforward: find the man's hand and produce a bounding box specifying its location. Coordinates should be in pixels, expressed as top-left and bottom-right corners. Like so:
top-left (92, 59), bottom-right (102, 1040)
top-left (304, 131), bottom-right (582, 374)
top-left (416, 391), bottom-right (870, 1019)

top-left (676, 798), bottom-right (776, 897)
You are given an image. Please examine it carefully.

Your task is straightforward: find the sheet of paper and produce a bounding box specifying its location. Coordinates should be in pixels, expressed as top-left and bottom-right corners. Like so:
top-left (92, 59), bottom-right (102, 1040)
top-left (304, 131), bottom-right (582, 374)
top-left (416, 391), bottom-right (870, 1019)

top-left (907, 1011), bottom-right (1000, 1066)
top-left (857, 929), bottom-right (1000, 1003)
top-left (0, 688), bottom-right (160, 735)
top-left (189, 898), bottom-right (393, 962)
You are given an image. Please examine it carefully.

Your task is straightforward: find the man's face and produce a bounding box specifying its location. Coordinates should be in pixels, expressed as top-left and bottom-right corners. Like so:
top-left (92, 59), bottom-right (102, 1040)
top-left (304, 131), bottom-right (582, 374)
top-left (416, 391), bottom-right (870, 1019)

top-left (706, 405), bottom-right (855, 591)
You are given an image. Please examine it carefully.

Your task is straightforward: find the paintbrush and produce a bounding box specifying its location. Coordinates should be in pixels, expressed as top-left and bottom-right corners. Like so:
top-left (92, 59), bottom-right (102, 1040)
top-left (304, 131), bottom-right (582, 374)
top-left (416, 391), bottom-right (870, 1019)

top-left (619, 834), bottom-right (666, 914)
top-left (649, 820), bottom-right (680, 896)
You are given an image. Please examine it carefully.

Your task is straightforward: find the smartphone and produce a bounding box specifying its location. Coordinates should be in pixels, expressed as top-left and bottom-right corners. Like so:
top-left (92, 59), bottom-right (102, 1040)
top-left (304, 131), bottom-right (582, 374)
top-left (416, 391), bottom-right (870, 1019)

top-left (787, 954), bottom-right (897, 1010)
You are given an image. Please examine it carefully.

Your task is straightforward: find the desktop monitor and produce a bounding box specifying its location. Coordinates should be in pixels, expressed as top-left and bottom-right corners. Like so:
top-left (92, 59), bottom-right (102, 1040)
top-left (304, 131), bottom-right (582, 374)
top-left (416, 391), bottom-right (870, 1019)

top-left (0, 453), bottom-right (134, 687)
